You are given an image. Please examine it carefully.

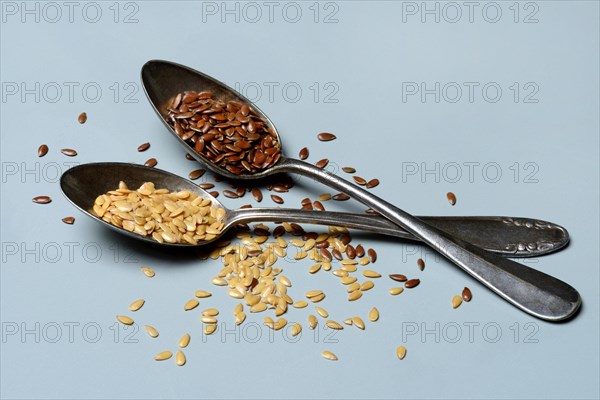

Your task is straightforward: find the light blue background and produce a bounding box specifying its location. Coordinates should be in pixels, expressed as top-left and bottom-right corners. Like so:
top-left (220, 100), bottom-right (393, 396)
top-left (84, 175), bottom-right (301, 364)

top-left (1, 1), bottom-right (598, 399)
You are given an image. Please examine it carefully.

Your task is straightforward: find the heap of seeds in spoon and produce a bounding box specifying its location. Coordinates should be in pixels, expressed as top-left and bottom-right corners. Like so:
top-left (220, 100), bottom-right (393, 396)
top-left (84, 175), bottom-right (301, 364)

top-left (92, 181), bottom-right (225, 245)
top-left (166, 91), bottom-right (281, 175)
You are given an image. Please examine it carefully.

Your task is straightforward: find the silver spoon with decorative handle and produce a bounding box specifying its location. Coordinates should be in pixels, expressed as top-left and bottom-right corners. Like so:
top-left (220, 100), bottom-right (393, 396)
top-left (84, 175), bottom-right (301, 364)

top-left (60, 162), bottom-right (568, 257)
top-left (140, 60), bottom-right (581, 321)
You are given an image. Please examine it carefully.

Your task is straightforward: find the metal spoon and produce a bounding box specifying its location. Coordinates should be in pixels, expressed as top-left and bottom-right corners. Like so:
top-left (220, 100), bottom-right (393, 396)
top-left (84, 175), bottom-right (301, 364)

top-left (60, 162), bottom-right (569, 258)
top-left (140, 60), bottom-right (581, 321)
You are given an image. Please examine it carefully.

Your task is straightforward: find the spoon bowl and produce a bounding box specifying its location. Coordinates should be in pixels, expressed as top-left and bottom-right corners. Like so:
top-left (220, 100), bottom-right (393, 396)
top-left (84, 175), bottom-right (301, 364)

top-left (60, 162), bottom-right (223, 247)
top-left (141, 60), bottom-right (282, 180)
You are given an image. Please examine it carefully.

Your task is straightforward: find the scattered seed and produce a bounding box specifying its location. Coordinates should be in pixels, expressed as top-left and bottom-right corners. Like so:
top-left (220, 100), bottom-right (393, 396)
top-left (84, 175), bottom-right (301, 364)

top-left (233, 303), bottom-right (243, 315)
top-left (368, 248), bottom-right (377, 263)
top-left (360, 281), bottom-right (375, 291)
top-left (245, 293), bottom-right (260, 306)
top-left (228, 289), bottom-right (244, 299)
top-left (212, 277), bottom-right (227, 286)
top-left (366, 179), bottom-right (380, 189)
top-left (359, 256), bottom-right (370, 266)
top-left (141, 267), bottom-right (155, 278)
top-left (348, 291), bottom-right (363, 301)
top-left (264, 317), bottom-right (275, 330)
top-left (278, 275), bottom-right (291, 287)
top-left (452, 295), bottom-right (463, 309)
top-left (318, 193), bottom-right (331, 201)
top-left (38, 144), bottom-right (48, 157)
top-left (341, 261), bottom-right (358, 269)
top-left (389, 274), bottom-right (407, 282)
top-left (250, 303), bottom-right (267, 313)
top-left (155, 351), bottom-right (172, 361)
top-left (271, 194), bottom-right (284, 204)
top-left (342, 167), bottom-right (356, 173)
top-left (316, 307), bottom-right (329, 318)
top-left (405, 279), bottom-right (420, 288)
top-left (389, 287), bottom-right (404, 295)
top-left (313, 200), bottom-right (325, 211)
top-left (137, 142), bottom-right (150, 152)
top-left (462, 287), bottom-right (473, 302)
top-left (175, 350), bottom-right (186, 366)
top-left (307, 263), bottom-right (321, 274)
top-left (32, 196), bottom-right (51, 204)
top-left (61, 148), bottom-right (77, 157)
top-left (293, 300), bottom-right (308, 308)
top-left (178, 333), bottom-right (191, 348)
top-left (322, 350), bottom-right (338, 361)
top-left (326, 320), bottom-right (344, 330)
top-left (317, 133), bottom-right (337, 142)
top-left (202, 308), bottom-right (219, 317)
top-left (332, 193), bottom-right (350, 201)
top-left (129, 299), bottom-right (145, 312)
top-left (341, 276), bottom-right (357, 285)
top-left (188, 169), bottom-right (206, 180)
top-left (308, 315), bottom-right (318, 329)
top-left (347, 282), bottom-right (360, 293)
top-left (306, 290), bottom-right (323, 298)
top-left (204, 324), bottom-right (217, 335)
top-left (273, 225), bottom-right (285, 237)
top-left (310, 293), bottom-right (326, 303)
top-left (333, 269), bottom-right (348, 278)
top-left (345, 245), bottom-right (356, 259)
top-left (315, 159), bottom-right (329, 169)
top-left (320, 248), bottom-right (333, 262)
top-left (144, 325), bottom-right (159, 338)
top-left (195, 290), bottom-right (211, 298)
top-left (447, 192), bottom-right (457, 206)
top-left (332, 248), bottom-right (343, 261)
top-left (396, 346), bottom-right (407, 360)
top-left (353, 176), bottom-right (366, 185)
top-left (299, 147), bottom-right (309, 160)
top-left (184, 299), bottom-right (199, 311)
top-left (251, 187), bottom-right (263, 202)
top-left (199, 183), bottom-right (215, 189)
top-left (235, 312), bottom-right (246, 325)
top-left (368, 307), bottom-right (379, 322)
top-left (275, 317), bottom-right (288, 330)
top-left (223, 190), bottom-right (239, 198)
top-left (355, 245), bottom-right (365, 258)
top-left (291, 323), bottom-right (302, 337)
top-left (62, 216), bottom-right (75, 224)
top-left (352, 317), bottom-right (365, 330)
top-left (116, 315), bottom-right (134, 325)
top-left (417, 258), bottom-right (425, 271)
top-left (78, 112), bottom-right (87, 124)
top-left (144, 158), bottom-right (157, 167)
top-left (363, 270), bottom-right (381, 278)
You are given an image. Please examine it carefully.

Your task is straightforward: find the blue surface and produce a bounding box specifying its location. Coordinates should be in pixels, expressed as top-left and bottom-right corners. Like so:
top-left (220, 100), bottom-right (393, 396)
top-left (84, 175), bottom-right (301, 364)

top-left (1, 1), bottom-right (599, 399)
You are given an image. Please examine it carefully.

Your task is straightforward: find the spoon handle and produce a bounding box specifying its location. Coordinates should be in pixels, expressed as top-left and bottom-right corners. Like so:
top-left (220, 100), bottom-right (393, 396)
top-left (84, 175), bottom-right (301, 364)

top-left (227, 208), bottom-right (568, 258)
top-left (276, 157), bottom-right (581, 321)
